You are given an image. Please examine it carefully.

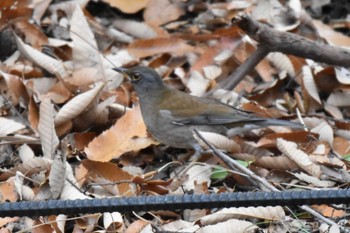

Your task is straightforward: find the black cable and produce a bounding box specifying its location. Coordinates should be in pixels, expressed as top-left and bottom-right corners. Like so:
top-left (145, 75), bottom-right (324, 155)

top-left (1, 188), bottom-right (349, 217)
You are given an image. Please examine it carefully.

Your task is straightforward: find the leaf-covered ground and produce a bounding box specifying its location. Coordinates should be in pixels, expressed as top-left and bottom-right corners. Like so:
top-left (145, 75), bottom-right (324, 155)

top-left (0, 0), bottom-right (350, 232)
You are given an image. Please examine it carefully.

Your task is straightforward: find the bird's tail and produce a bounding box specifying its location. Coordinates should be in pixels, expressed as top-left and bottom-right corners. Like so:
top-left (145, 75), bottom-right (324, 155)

top-left (260, 118), bottom-right (304, 129)
top-left (226, 118), bottom-right (304, 137)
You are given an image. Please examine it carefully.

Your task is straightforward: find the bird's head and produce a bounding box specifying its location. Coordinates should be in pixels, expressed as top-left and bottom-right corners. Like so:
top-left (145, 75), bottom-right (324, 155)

top-left (113, 66), bottom-right (165, 97)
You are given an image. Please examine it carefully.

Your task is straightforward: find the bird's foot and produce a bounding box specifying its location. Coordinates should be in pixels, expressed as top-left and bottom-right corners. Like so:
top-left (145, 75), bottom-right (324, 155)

top-left (190, 144), bottom-right (203, 162)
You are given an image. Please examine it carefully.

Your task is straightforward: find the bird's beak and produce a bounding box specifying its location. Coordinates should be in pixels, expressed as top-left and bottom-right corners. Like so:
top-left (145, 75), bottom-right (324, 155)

top-left (112, 67), bottom-right (130, 80)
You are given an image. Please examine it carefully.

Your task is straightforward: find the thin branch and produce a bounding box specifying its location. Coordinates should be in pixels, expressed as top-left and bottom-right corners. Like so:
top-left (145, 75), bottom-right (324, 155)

top-left (224, 46), bottom-right (269, 90)
top-left (206, 46), bottom-right (269, 95)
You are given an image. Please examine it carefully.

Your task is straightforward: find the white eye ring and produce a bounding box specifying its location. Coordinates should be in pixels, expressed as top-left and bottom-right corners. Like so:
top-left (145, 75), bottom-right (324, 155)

top-left (131, 72), bottom-right (141, 81)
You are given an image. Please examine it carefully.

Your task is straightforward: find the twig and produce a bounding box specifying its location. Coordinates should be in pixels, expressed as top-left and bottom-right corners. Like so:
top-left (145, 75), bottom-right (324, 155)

top-left (223, 46), bottom-right (269, 91)
top-left (205, 45), bottom-right (269, 96)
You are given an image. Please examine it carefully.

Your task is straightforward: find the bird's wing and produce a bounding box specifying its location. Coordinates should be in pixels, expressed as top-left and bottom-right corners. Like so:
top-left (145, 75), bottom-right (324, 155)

top-left (158, 90), bottom-right (265, 126)
top-left (169, 109), bottom-right (266, 126)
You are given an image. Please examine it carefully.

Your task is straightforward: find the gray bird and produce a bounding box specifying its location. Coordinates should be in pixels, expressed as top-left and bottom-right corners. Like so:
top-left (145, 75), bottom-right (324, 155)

top-left (113, 66), bottom-right (302, 157)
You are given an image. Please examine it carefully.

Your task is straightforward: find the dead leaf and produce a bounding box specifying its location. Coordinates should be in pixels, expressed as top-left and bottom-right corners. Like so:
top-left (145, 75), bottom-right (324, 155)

top-left (0, 178), bottom-right (18, 202)
top-left (14, 20), bottom-right (48, 49)
top-left (327, 91), bottom-right (350, 107)
top-left (161, 220), bottom-right (199, 232)
top-left (70, 132), bottom-right (97, 151)
top-left (18, 144), bottom-right (35, 163)
top-left (45, 78), bottom-right (72, 104)
top-left (313, 20), bottom-right (350, 47)
top-left (105, 0), bottom-right (149, 13)
top-left (198, 206), bottom-right (285, 225)
top-left (0, 117), bottom-right (26, 135)
top-left (28, 96), bottom-right (40, 131)
top-left (14, 172), bottom-right (36, 201)
top-left (302, 66), bottom-right (321, 104)
top-left (240, 102), bottom-right (289, 118)
top-left (187, 70), bottom-right (210, 96)
top-left (333, 137), bottom-right (350, 155)
top-left (124, 219), bottom-right (149, 233)
top-left (54, 82), bottom-right (105, 126)
top-left (262, 131), bottom-right (316, 144)
top-left (38, 98), bottom-right (59, 159)
top-left (193, 131), bottom-right (241, 153)
top-left (178, 164), bottom-right (212, 192)
top-left (0, 71), bottom-right (29, 106)
top-left (310, 121), bottom-right (334, 146)
top-left (60, 163), bottom-right (90, 200)
top-left (144, 0), bottom-right (184, 26)
top-left (104, 212), bottom-right (124, 231)
top-left (252, 0), bottom-right (300, 31)
top-left (85, 106), bottom-right (157, 161)
top-left (267, 52), bottom-right (295, 77)
top-left (277, 138), bottom-right (322, 177)
top-left (78, 160), bottom-right (135, 196)
top-left (15, 35), bottom-right (68, 78)
top-left (47, 215), bottom-right (66, 233)
top-left (0, 0), bottom-right (32, 30)
top-left (70, 5), bottom-right (105, 81)
top-left (33, 218), bottom-right (55, 233)
top-left (293, 172), bottom-right (335, 187)
top-left (198, 219), bottom-right (258, 233)
top-left (49, 153), bottom-right (66, 199)
top-left (311, 205), bottom-right (346, 218)
top-left (128, 37), bottom-right (193, 58)
top-left (113, 19), bottom-right (158, 39)
top-left (0, 216), bottom-right (19, 228)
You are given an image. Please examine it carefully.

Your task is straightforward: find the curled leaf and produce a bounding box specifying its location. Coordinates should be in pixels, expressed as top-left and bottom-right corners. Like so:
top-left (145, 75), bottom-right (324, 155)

top-left (193, 131), bottom-right (241, 153)
top-left (277, 138), bottom-right (321, 177)
top-left (38, 98), bottom-right (59, 159)
top-left (55, 82), bottom-right (105, 126)
top-left (311, 121), bottom-right (334, 146)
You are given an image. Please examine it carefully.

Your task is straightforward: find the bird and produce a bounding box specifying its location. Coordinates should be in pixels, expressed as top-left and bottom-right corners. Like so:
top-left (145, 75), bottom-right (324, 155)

top-left (113, 66), bottom-right (302, 158)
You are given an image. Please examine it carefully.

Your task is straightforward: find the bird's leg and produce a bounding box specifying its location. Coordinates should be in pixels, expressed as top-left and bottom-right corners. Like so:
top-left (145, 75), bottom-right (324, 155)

top-left (191, 143), bottom-right (203, 162)
top-left (177, 144), bottom-right (203, 176)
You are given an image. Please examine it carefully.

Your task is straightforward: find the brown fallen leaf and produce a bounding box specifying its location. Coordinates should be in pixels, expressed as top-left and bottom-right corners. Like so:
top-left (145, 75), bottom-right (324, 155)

top-left (240, 102), bottom-right (288, 118)
top-left (77, 160), bottom-right (135, 196)
top-left (144, 0), bottom-right (184, 26)
top-left (128, 37), bottom-right (193, 58)
top-left (333, 137), bottom-right (350, 156)
top-left (0, 179), bottom-right (18, 203)
top-left (28, 96), bottom-right (40, 131)
top-left (0, 0), bottom-right (32, 30)
top-left (311, 204), bottom-right (346, 218)
top-left (85, 105), bottom-right (157, 162)
top-left (14, 20), bottom-right (48, 49)
top-left (277, 138), bottom-right (322, 177)
top-left (0, 216), bottom-right (19, 228)
top-left (125, 219), bottom-right (148, 233)
top-left (0, 71), bottom-right (29, 106)
top-left (104, 0), bottom-right (149, 14)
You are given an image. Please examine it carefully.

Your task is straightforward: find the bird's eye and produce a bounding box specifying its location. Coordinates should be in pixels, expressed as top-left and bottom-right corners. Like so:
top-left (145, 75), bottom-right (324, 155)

top-left (131, 72), bottom-right (141, 81)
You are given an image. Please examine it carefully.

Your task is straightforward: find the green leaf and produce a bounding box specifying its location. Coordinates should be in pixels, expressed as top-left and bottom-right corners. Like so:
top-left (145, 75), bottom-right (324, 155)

top-left (237, 160), bottom-right (251, 167)
top-left (343, 154), bottom-right (350, 161)
top-left (211, 166), bottom-right (229, 180)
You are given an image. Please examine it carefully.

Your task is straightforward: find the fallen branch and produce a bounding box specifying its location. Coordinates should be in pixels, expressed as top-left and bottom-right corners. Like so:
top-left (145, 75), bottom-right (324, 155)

top-left (222, 13), bottom-right (350, 90)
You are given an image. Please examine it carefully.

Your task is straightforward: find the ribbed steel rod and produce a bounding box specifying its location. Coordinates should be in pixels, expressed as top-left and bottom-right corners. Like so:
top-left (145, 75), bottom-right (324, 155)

top-left (1, 189), bottom-right (349, 217)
